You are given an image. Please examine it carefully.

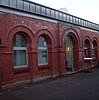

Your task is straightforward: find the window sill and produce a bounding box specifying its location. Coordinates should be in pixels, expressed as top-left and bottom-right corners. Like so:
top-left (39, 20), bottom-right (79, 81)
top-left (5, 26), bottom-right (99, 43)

top-left (38, 64), bottom-right (50, 70)
top-left (14, 67), bottom-right (30, 74)
top-left (84, 58), bottom-right (93, 60)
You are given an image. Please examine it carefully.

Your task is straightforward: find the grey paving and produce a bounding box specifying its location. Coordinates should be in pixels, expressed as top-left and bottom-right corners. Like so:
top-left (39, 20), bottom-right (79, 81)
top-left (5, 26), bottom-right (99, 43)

top-left (0, 68), bottom-right (99, 100)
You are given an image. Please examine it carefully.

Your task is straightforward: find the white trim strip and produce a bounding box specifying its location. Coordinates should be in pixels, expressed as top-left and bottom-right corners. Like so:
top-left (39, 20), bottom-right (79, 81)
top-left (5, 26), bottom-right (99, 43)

top-left (0, 7), bottom-right (58, 23)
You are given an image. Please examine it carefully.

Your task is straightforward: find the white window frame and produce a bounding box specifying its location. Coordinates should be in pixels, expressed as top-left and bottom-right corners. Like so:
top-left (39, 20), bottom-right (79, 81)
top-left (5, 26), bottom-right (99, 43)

top-left (84, 47), bottom-right (88, 58)
top-left (84, 41), bottom-right (88, 58)
top-left (38, 46), bottom-right (48, 66)
top-left (13, 47), bottom-right (28, 68)
top-left (92, 43), bottom-right (96, 58)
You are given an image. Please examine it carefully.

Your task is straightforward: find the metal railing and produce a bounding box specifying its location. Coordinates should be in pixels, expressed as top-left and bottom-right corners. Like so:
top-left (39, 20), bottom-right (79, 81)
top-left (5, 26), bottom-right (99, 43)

top-left (0, 0), bottom-right (99, 31)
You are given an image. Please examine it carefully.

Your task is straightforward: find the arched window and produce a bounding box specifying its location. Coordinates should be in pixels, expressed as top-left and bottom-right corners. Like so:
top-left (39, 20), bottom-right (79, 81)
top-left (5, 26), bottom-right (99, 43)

top-left (13, 34), bottom-right (28, 68)
top-left (92, 41), bottom-right (96, 58)
top-left (84, 40), bottom-right (89, 58)
top-left (38, 36), bottom-right (48, 65)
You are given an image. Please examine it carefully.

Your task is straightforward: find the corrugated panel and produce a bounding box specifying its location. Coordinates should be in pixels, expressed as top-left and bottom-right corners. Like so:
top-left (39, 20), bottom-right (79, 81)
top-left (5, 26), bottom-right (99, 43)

top-left (10, 0), bottom-right (17, 8)
top-left (0, 0), bottom-right (99, 31)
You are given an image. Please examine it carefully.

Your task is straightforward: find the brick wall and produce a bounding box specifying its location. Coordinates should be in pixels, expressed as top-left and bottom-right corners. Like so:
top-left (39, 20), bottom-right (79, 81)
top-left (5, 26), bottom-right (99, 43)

top-left (0, 13), bottom-right (99, 85)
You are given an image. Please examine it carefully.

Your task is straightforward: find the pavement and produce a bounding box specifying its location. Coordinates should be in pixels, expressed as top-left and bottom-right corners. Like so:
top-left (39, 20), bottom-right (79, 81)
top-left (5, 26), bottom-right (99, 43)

top-left (0, 68), bottom-right (99, 100)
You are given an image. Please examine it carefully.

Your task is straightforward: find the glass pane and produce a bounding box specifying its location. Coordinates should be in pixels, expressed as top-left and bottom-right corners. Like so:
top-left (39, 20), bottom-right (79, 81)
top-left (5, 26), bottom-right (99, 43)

top-left (92, 49), bottom-right (95, 58)
top-left (14, 50), bottom-right (27, 67)
top-left (84, 49), bottom-right (88, 58)
top-left (38, 49), bottom-right (48, 65)
top-left (84, 42), bottom-right (88, 48)
top-left (66, 36), bottom-right (73, 48)
top-left (13, 34), bottom-right (27, 47)
top-left (92, 41), bottom-right (96, 48)
top-left (92, 41), bottom-right (96, 58)
top-left (38, 36), bottom-right (47, 47)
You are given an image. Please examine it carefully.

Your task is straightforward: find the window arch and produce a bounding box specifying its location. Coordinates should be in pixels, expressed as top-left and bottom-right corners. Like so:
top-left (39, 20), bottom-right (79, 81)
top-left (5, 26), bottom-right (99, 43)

top-left (13, 34), bottom-right (28, 68)
top-left (38, 36), bottom-right (48, 65)
top-left (92, 40), bottom-right (97, 58)
top-left (84, 39), bottom-right (90, 58)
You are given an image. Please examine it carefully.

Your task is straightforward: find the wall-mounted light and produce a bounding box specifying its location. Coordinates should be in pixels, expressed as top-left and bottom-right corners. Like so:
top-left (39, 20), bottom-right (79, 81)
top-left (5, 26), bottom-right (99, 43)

top-left (67, 47), bottom-right (70, 52)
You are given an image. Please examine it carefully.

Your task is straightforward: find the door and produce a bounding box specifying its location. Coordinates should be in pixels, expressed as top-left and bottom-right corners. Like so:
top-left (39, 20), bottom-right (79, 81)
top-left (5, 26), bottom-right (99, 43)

top-left (66, 36), bottom-right (74, 71)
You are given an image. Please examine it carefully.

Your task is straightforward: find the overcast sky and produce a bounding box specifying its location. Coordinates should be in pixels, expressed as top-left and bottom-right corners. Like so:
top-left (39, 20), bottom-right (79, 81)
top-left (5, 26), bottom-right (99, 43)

top-left (29, 0), bottom-right (99, 24)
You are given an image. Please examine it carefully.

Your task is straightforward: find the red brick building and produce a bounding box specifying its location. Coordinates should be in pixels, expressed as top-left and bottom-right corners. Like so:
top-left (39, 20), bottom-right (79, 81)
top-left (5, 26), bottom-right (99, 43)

top-left (0, 0), bottom-right (99, 87)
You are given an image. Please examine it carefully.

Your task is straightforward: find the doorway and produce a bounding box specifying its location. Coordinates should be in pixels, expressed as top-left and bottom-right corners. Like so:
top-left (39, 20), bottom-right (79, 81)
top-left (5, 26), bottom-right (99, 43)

top-left (65, 35), bottom-right (75, 72)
